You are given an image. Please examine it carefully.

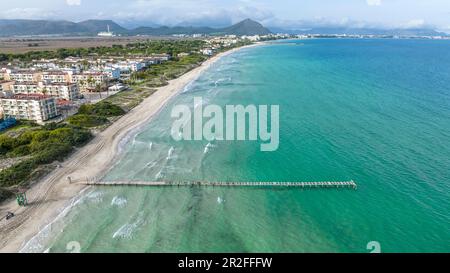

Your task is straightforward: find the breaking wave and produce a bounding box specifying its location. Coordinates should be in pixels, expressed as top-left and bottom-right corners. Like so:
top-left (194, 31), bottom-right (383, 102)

top-left (112, 212), bottom-right (146, 240)
top-left (111, 196), bottom-right (128, 208)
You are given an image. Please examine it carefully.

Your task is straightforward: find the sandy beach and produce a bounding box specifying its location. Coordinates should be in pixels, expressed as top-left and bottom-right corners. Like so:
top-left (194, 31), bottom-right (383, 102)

top-left (0, 43), bottom-right (259, 252)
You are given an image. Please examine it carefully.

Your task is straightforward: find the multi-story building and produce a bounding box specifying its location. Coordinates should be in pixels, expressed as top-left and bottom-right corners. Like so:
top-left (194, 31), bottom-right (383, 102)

top-left (150, 54), bottom-right (171, 61)
top-left (11, 82), bottom-right (79, 101)
top-left (11, 82), bottom-right (40, 95)
top-left (114, 61), bottom-right (145, 73)
top-left (201, 48), bottom-right (213, 56)
top-left (7, 71), bottom-right (42, 83)
top-left (40, 83), bottom-right (79, 101)
top-left (102, 67), bottom-right (121, 80)
top-left (0, 94), bottom-right (58, 124)
top-left (0, 80), bottom-right (14, 93)
top-left (42, 71), bottom-right (71, 83)
top-left (70, 72), bottom-right (107, 92)
top-left (33, 59), bottom-right (58, 70)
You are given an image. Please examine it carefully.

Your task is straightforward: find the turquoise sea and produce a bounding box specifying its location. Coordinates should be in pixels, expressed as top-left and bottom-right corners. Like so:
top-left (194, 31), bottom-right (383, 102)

top-left (23, 39), bottom-right (450, 253)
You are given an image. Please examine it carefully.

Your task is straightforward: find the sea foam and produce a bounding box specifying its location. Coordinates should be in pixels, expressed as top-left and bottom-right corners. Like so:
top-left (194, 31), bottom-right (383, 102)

top-left (111, 196), bottom-right (128, 208)
top-left (112, 212), bottom-right (146, 240)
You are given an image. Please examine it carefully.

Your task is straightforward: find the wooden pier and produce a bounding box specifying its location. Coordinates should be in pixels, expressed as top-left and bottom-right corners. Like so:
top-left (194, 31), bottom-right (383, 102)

top-left (75, 179), bottom-right (357, 190)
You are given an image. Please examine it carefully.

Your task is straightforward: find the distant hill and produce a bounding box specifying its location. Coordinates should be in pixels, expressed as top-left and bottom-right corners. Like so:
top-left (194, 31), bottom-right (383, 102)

top-left (1, 18), bottom-right (447, 37)
top-left (269, 26), bottom-right (448, 37)
top-left (221, 19), bottom-right (271, 35)
top-left (77, 20), bottom-right (127, 34)
top-left (129, 19), bottom-right (271, 36)
top-left (0, 19), bottom-right (85, 36)
top-left (0, 18), bottom-right (272, 37)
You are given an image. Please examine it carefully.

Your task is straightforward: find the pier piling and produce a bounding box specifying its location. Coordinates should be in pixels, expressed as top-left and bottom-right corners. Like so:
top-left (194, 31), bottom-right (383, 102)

top-left (76, 180), bottom-right (358, 190)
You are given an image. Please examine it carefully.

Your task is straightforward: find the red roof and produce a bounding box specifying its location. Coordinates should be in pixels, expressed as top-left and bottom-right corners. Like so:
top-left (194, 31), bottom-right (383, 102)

top-left (57, 99), bottom-right (72, 106)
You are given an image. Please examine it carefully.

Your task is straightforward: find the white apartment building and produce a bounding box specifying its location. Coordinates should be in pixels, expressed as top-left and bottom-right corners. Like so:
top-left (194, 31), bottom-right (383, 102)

top-left (40, 83), bottom-right (79, 101)
top-left (33, 60), bottom-right (58, 70)
top-left (0, 94), bottom-right (58, 124)
top-left (42, 71), bottom-right (71, 83)
top-left (70, 72), bottom-right (107, 92)
top-left (150, 54), bottom-right (171, 61)
top-left (11, 82), bottom-right (79, 101)
top-left (7, 71), bottom-right (42, 83)
top-left (11, 82), bottom-right (40, 95)
top-left (201, 48), bottom-right (213, 56)
top-left (102, 67), bottom-right (121, 79)
top-left (114, 61), bottom-right (145, 72)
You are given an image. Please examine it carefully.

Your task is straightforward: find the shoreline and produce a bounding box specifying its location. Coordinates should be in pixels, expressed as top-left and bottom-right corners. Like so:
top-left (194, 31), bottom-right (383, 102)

top-left (0, 42), bottom-right (261, 253)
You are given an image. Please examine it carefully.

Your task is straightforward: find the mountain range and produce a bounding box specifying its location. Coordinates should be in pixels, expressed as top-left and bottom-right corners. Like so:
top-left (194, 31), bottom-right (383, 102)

top-left (0, 18), bottom-right (271, 37)
top-left (0, 18), bottom-right (446, 37)
top-left (269, 26), bottom-right (448, 37)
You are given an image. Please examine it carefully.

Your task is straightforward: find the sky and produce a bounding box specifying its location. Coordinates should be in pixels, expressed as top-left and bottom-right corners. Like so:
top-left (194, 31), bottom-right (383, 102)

top-left (0, 0), bottom-right (449, 31)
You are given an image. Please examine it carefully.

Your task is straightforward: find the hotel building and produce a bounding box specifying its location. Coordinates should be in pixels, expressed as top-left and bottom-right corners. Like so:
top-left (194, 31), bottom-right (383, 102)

top-left (11, 82), bottom-right (79, 101)
top-left (0, 94), bottom-right (58, 124)
top-left (7, 71), bottom-right (42, 83)
top-left (70, 72), bottom-right (107, 92)
top-left (42, 71), bottom-right (71, 83)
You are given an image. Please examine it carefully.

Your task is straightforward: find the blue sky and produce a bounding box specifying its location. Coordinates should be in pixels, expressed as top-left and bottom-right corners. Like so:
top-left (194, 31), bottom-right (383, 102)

top-left (1, 0), bottom-right (449, 31)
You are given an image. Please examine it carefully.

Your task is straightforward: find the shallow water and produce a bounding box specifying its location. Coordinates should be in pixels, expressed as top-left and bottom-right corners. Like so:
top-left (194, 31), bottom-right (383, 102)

top-left (24, 39), bottom-right (450, 253)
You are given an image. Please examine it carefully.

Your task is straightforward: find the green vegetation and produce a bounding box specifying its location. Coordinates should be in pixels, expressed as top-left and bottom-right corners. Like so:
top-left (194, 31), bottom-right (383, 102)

top-left (0, 40), bottom-right (207, 62)
top-left (130, 54), bottom-right (207, 86)
top-left (0, 188), bottom-right (13, 201)
top-left (1, 120), bottom-right (40, 136)
top-left (78, 101), bottom-right (125, 117)
top-left (0, 100), bottom-right (130, 201)
top-left (67, 114), bottom-right (109, 128)
top-left (0, 125), bottom-right (92, 191)
top-left (105, 87), bottom-right (156, 111)
top-left (68, 101), bottom-right (125, 127)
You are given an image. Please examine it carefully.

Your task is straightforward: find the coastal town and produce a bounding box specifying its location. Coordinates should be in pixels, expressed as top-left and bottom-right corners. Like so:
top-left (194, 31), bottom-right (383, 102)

top-left (0, 32), bottom-right (296, 126)
top-left (0, 53), bottom-right (172, 124)
top-left (0, 35), bottom-right (274, 125)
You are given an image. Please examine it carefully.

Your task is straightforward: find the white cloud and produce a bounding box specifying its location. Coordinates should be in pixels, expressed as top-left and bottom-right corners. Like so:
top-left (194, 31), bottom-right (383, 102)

top-left (109, 3), bottom-right (274, 27)
top-left (366, 0), bottom-right (382, 6)
top-left (66, 0), bottom-right (81, 6)
top-left (0, 8), bottom-right (59, 19)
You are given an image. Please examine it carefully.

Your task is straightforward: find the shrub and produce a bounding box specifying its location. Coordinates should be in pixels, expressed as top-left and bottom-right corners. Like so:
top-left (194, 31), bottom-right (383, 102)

top-left (8, 145), bottom-right (31, 157)
top-left (78, 101), bottom-right (125, 117)
top-left (34, 143), bottom-right (73, 164)
top-left (16, 130), bottom-right (35, 145)
top-left (70, 128), bottom-right (92, 147)
top-left (0, 135), bottom-right (17, 155)
top-left (29, 130), bottom-right (50, 143)
top-left (67, 114), bottom-right (109, 128)
top-left (0, 159), bottom-right (37, 187)
top-left (0, 125), bottom-right (92, 187)
top-left (0, 188), bottom-right (14, 203)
